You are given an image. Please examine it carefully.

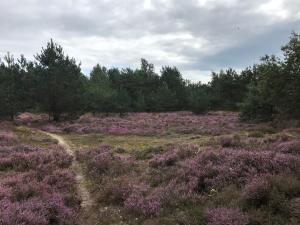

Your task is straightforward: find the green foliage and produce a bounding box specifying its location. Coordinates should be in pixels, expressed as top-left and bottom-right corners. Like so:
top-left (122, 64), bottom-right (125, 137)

top-left (161, 66), bottom-right (189, 110)
top-left (209, 68), bottom-right (252, 110)
top-left (112, 89), bottom-right (132, 114)
top-left (1, 33), bottom-right (300, 121)
top-left (85, 64), bottom-right (116, 113)
top-left (240, 32), bottom-right (300, 121)
top-left (34, 39), bottom-right (86, 121)
top-left (188, 83), bottom-right (210, 114)
top-left (239, 83), bottom-right (274, 121)
top-left (0, 53), bottom-right (31, 119)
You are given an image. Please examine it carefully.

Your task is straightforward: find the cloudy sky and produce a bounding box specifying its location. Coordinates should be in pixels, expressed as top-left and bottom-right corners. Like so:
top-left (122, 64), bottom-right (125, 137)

top-left (0, 0), bottom-right (300, 83)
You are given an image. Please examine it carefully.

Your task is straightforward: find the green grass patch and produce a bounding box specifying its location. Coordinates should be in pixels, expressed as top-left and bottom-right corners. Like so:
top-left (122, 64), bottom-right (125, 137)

top-left (63, 133), bottom-right (209, 152)
top-left (14, 126), bottom-right (57, 147)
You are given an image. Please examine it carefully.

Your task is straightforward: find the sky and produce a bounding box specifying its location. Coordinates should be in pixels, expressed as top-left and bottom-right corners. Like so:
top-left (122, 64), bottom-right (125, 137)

top-left (0, 0), bottom-right (300, 83)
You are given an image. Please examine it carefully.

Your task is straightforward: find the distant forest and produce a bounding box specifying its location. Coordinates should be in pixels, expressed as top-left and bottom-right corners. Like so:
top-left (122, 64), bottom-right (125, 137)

top-left (0, 33), bottom-right (300, 122)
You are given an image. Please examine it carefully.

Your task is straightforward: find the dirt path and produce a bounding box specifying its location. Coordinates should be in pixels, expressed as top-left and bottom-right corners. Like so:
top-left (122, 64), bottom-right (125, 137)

top-left (41, 131), bottom-right (96, 223)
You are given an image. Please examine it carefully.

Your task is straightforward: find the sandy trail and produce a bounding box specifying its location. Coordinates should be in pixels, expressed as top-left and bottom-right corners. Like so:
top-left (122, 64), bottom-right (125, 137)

top-left (41, 131), bottom-right (95, 217)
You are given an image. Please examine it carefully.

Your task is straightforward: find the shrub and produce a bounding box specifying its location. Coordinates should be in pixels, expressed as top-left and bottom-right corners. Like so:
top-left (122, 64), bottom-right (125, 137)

top-left (289, 198), bottom-right (300, 218)
top-left (124, 183), bottom-right (162, 216)
top-left (220, 135), bottom-right (241, 148)
top-left (0, 146), bottom-right (72, 172)
top-left (124, 192), bottom-right (162, 217)
top-left (0, 194), bottom-right (80, 225)
top-left (0, 140), bottom-right (81, 225)
top-left (241, 176), bottom-right (270, 207)
top-left (275, 140), bottom-right (300, 155)
top-left (77, 144), bottom-right (135, 177)
top-left (174, 149), bottom-right (300, 193)
top-left (149, 149), bottom-right (178, 168)
top-left (205, 208), bottom-right (249, 225)
top-left (0, 131), bottom-right (17, 146)
top-left (242, 174), bottom-right (300, 219)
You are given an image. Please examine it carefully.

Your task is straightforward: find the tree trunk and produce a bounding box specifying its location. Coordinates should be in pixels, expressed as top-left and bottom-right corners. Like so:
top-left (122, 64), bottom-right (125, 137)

top-left (53, 113), bottom-right (60, 122)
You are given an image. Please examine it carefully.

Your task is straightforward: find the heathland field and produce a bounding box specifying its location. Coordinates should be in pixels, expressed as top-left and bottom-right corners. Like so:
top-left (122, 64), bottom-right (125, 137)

top-left (0, 112), bottom-right (299, 225)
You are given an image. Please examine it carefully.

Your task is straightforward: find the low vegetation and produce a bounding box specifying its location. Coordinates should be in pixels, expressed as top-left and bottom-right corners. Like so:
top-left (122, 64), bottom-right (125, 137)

top-left (0, 123), bottom-right (81, 225)
top-left (34, 112), bottom-right (300, 225)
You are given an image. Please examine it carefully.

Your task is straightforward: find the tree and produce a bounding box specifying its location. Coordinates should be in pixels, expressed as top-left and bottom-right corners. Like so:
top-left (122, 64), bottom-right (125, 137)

top-left (34, 39), bottom-right (85, 121)
top-left (239, 55), bottom-right (285, 121)
top-left (160, 66), bottom-right (188, 110)
top-left (280, 32), bottom-right (300, 119)
top-left (188, 83), bottom-right (210, 114)
top-left (86, 64), bottom-right (116, 113)
top-left (209, 68), bottom-right (246, 110)
top-left (0, 53), bottom-right (29, 120)
top-left (112, 89), bottom-right (132, 115)
top-left (239, 82), bottom-right (274, 121)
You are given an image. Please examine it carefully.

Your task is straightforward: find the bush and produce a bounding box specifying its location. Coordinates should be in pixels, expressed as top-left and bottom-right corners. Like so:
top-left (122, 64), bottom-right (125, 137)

top-left (241, 176), bottom-right (270, 207)
top-left (0, 194), bottom-right (80, 225)
top-left (0, 131), bottom-right (18, 146)
top-left (289, 198), bottom-right (300, 218)
top-left (275, 140), bottom-right (300, 155)
top-left (175, 149), bottom-right (300, 193)
top-left (0, 140), bottom-right (81, 225)
top-left (220, 135), bottom-right (241, 148)
top-left (77, 144), bottom-right (135, 177)
top-left (205, 208), bottom-right (249, 225)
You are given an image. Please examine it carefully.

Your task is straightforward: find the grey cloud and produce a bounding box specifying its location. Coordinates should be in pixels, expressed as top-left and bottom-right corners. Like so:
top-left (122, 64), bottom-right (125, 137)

top-left (0, 0), bottom-right (300, 82)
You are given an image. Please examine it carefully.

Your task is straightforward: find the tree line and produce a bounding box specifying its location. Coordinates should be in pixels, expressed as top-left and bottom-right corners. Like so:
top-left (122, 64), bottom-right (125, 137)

top-left (0, 33), bottom-right (300, 122)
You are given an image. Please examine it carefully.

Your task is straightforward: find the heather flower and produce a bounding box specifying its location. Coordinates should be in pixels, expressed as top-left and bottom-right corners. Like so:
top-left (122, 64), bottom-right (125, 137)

top-left (205, 208), bottom-right (249, 225)
top-left (0, 185), bottom-right (11, 200)
top-left (124, 183), bottom-right (162, 216)
top-left (40, 124), bottom-right (62, 133)
top-left (0, 194), bottom-right (80, 225)
top-left (174, 148), bottom-right (300, 192)
top-left (289, 198), bottom-right (300, 218)
top-left (0, 133), bottom-right (80, 225)
top-left (241, 176), bottom-right (270, 206)
top-left (149, 149), bottom-right (178, 168)
top-left (77, 145), bottom-right (135, 177)
top-left (42, 111), bottom-right (251, 136)
top-left (220, 135), bottom-right (241, 148)
top-left (0, 131), bottom-right (17, 146)
top-left (274, 140), bottom-right (300, 155)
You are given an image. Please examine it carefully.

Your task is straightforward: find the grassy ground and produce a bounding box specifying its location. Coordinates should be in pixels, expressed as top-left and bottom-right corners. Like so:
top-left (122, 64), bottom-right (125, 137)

top-left (63, 133), bottom-right (211, 151)
top-left (59, 126), bottom-right (299, 225)
top-left (14, 125), bottom-right (58, 147)
top-left (6, 111), bottom-right (300, 225)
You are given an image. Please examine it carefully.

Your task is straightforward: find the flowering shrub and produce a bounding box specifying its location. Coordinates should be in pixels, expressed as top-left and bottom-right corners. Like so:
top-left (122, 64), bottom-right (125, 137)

top-left (205, 208), bottom-right (249, 225)
top-left (0, 131), bottom-right (18, 146)
top-left (54, 112), bottom-right (300, 224)
top-left (0, 129), bottom-right (81, 225)
top-left (0, 145), bottom-right (72, 172)
top-left (289, 198), bottom-right (300, 218)
top-left (274, 140), bottom-right (300, 155)
top-left (149, 144), bottom-right (198, 168)
top-left (40, 124), bottom-right (63, 133)
top-left (241, 176), bottom-right (271, 207)
top-left (220, 135), bottom-right (241, 148)
top-left (0, 194), bottom-right (80, 225)
top-left (38, 112), bottom-right (257, 136)
top-left (124, 192), bottom-right (162, 217)
top-left (173, 148), bottom-right (300, 193)
top-left (77, 144), bottom-right (135, 177)
top-left (149, 149), bottom-right (178, 168)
